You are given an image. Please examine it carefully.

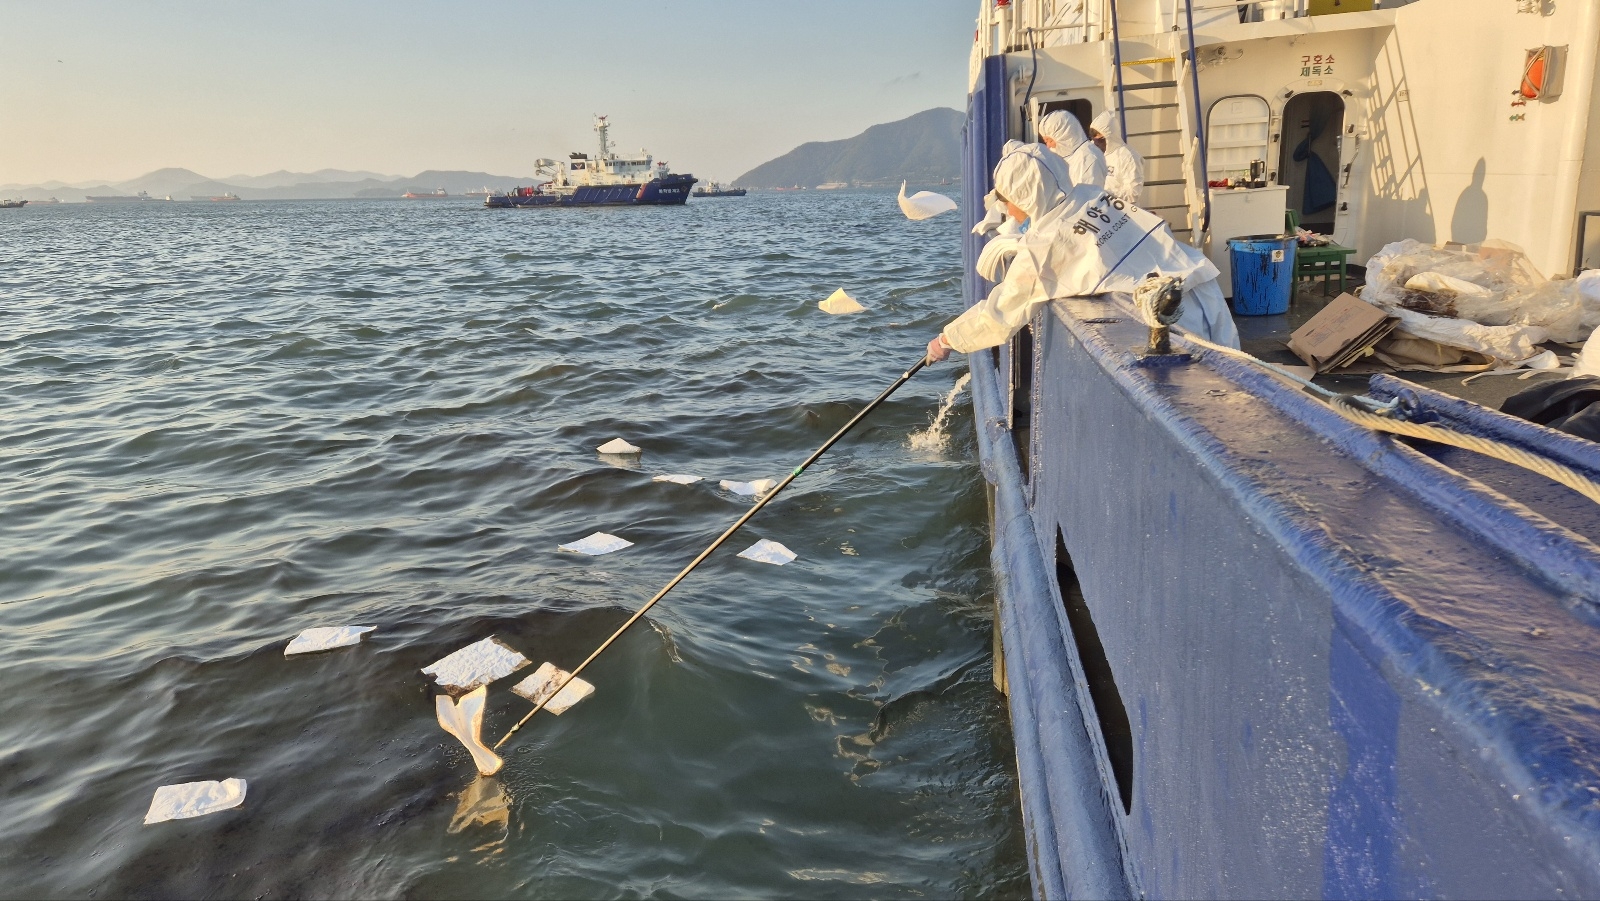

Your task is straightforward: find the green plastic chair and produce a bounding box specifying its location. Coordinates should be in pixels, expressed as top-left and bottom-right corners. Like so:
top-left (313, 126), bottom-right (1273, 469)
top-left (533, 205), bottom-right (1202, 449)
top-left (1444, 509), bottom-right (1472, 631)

top-left (1286, 209), bottom-right (1357, 296)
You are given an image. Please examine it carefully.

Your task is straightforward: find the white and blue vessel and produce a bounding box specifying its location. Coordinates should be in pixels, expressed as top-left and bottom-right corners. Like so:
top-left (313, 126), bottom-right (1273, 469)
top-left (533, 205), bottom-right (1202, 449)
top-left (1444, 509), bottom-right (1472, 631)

top-left (486, 115), bottom-right (696, 208)
top-left (961, 1), bottom-right (1600, 897)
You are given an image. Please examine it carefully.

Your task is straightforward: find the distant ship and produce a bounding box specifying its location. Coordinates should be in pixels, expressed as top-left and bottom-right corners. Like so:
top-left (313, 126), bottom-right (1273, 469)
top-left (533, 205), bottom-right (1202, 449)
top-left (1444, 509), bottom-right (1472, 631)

top-left (34, 197), bottom-right (61, 204)
top-left (85, 191), bottom-right (159, 202)
top-left (815, 182), bottom-right (848, 190)
top-left (402, 188), bottom-right (448, 199)
top-left (486, 115), bottom-right (696, 208)
top-left (0, 199), bottom-right (27, 209)
top-left (465, 187), bottom-right (493, 198)
top-left (693, 182), bottom-right (747, 198)
top-left (191, 193), bottom-right (241, 201)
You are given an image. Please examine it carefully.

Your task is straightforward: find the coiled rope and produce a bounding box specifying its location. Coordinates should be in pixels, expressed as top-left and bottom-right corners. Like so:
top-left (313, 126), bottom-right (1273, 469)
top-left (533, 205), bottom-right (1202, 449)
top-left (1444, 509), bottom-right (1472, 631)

top-left (1171, 329), bottom-right (1600, 506)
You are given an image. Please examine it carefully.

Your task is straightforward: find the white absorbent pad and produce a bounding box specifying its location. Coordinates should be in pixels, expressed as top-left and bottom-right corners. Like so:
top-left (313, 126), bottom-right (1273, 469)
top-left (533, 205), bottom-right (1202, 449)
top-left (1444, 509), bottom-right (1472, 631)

top-left (436, 686), bottom-right (503, 776)
top-left (720, 478), bottom-right (777, 497)
top-left (511, 662), bottom-right (596, 715)
top-left (819, 288), bottom-right (866, 315)
top-left (422, 636), bottom-right (531, 693)
top-left (284, 625), bottom-right (375, 656)
top-left (897, 181), bottom-right (959, 221)
top-left (652, 474), bottom-right (703, 485)
top-left (558, 532), bottom-right (634, 555)
top-left (738, 539), bottom-right (797, 566)
top-left (143, 778), bottom-right (247, 825)
top-left (596, 438), bottom-right (642, 455)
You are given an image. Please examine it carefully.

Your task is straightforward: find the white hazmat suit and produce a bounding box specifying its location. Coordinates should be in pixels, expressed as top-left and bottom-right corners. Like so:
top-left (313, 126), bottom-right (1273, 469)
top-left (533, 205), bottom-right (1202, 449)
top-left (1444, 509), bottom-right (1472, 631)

top-left (941, 149), bottom-right (1239, 355)
top-left (1038, 110), bottom-right (1108, 193)
top-left (1090, 110), bottom-right (1146, 208)
top-left (974, 143), bottom-right (1071, 281)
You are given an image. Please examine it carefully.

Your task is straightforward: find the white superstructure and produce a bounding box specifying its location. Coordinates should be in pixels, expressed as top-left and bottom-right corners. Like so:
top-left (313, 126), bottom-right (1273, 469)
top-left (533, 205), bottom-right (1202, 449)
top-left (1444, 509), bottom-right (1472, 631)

top-left (973, 0), bottom-right (1600, 276)
top-left (533, 115), bottom-right (675, 194)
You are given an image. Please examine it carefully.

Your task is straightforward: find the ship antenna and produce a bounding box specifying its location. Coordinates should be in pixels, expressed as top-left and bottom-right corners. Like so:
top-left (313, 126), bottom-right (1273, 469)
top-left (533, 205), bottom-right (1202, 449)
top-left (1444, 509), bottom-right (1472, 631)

top-left (594, 114), bottom-right (611, 159)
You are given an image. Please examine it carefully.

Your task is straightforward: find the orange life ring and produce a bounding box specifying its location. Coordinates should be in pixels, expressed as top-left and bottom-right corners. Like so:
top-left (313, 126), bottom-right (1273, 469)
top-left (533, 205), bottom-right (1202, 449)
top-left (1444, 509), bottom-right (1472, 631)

top-left (1521, 49), bottom-right (1549, 100)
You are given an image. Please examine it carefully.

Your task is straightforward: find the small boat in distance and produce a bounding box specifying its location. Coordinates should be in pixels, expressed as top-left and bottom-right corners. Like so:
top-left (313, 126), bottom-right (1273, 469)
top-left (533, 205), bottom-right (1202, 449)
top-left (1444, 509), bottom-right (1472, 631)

top-left (85, 191), bottom-right (158, 202)
top-left (191, 193), bottom-right (241, 201)
top-left (402, 188), bottom-right (448, 199)
top-left (0, 199), bottom-right (28, 209)
top-left (693, 182), bottom-right (747, 198)
top-left (486, 115), bottom-right (696, 208)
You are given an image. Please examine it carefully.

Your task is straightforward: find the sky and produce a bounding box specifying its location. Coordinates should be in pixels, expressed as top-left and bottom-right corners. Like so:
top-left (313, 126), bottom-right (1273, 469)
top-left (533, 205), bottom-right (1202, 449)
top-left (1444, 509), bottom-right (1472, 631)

top-left (0, 0), bottom-right (976, 186)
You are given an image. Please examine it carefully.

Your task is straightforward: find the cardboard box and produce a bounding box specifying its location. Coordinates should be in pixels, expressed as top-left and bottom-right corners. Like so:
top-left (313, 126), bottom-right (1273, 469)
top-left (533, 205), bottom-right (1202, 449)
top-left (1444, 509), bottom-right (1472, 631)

top-left (1287, 293), bottom-right (1399, 373)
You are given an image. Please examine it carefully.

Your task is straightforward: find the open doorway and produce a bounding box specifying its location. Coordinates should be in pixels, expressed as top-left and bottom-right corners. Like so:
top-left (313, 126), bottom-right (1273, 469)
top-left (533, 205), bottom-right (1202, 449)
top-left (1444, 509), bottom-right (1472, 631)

top-left (1277, 92), bottom-right (1345, 233)
top-left (1030, 98), bottom-right (1094, 143)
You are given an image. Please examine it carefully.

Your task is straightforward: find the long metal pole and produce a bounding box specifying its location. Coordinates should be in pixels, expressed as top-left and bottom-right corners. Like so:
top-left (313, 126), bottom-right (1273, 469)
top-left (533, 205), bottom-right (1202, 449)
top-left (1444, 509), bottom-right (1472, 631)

top-left (494, 354), bottom-right (932, 750)
top-left (1183, 0), bottom-right (1212, 232)
top-left (1107, 0), bottom-right (1129, 144)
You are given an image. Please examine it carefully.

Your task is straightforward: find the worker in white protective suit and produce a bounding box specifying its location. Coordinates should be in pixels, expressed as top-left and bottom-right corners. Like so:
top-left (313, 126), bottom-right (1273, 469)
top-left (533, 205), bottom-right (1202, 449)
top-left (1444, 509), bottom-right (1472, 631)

top-left (971, 140), bottom-right (1070, 238)
top-left (927, 148), bottom-right (1239, 362)
top-left (1037, 110), bottom-right (1107, 193)
top-left (971, 143), bottom-right (1072, 282)
top-left (1090, 110), bottom-right (1145, 208)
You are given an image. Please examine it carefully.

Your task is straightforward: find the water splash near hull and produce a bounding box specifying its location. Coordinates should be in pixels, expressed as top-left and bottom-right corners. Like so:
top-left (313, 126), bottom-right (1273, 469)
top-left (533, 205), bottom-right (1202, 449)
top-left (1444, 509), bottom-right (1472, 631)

top-left (908, 372), bottom-right (972, 453)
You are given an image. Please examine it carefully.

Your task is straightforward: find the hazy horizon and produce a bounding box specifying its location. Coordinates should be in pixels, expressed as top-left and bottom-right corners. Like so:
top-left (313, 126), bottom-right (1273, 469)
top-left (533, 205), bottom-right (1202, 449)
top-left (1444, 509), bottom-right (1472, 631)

top-left (1, 0), bottom-right (974, 187)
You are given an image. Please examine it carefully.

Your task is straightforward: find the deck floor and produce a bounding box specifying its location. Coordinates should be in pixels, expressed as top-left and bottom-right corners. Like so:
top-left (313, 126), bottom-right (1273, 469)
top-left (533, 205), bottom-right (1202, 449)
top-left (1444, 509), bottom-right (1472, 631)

top-left (1232, 270), bottom-right (1568, 412)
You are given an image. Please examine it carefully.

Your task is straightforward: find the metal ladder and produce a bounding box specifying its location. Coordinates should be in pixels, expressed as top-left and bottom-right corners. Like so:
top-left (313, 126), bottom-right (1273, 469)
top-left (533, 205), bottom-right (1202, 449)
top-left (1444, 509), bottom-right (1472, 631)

top-left (1105, 0), bottom-right (1211, 245)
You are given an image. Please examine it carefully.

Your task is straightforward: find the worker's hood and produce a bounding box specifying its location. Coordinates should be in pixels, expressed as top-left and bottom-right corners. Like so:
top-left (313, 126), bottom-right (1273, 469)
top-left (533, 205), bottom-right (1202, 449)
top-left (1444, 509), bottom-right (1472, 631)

top-left (993, 145), bottom-right (1068, 224)
top-left (1090, 110), bottom-right (1121, 144)
top-left (1039, 110), bottom-right (1090, 155)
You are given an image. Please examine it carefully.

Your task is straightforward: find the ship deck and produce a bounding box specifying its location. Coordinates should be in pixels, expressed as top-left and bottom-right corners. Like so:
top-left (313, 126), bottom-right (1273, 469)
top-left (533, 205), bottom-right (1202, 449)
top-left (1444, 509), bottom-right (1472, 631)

top-left (1234, 269), bottom-right (1569, 412)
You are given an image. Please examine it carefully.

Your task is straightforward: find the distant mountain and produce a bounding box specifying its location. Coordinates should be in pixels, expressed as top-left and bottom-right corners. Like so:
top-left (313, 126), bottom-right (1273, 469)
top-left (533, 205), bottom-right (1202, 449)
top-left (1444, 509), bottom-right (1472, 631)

top-left (734, 108), bottom-right (963, 189)
top-left (0, 168), bottom-right (534, 202)
top-left (222, 169), bottom-right (401, 189)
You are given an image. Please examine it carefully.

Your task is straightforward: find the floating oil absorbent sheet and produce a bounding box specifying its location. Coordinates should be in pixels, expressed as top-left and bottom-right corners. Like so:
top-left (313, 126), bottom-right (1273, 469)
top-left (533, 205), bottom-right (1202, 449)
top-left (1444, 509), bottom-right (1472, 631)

top-left (721, 478), bottom-right (777, 498)
top-left (144, 778), bottom-right (247, 825)
top-left (284, 625), bottom-right (374, 656)
top-left (559, 532), bottom-right (633, 555)
top-left (897, 181), bottom-right (959, 221)
top-left (511, 662), bottom-right (596, 714)
top-left (436, 686), bottom-right (502, 776)
top-left (596, 438), bottom-right (641, 455)
top-left (422, 636), bottom-right (531, 694)
top-left (819, 288), bottom-right (866, 315)
top-left (652, 474), bottom-right (703, 485)
top-left (738, 539), bottom-right (797, 566)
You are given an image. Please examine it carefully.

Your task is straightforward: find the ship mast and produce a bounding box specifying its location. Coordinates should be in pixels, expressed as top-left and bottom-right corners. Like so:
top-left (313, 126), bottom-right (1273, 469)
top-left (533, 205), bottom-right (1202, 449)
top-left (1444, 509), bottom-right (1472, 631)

top-left (594, 115), bottom-right (612, 160)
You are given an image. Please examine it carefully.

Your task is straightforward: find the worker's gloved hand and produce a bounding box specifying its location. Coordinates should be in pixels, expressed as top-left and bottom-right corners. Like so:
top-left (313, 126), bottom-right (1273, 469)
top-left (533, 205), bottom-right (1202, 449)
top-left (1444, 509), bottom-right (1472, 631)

top-left (926, 334), bottom-right (953, 363)
top-left (971, 190), bottom-right (1008, 236)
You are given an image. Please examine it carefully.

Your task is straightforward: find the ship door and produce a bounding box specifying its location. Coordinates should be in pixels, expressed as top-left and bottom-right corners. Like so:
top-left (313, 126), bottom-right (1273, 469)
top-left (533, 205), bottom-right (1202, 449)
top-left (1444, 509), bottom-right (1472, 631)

top-left (1029, 98), bottom-right (1094, 144)
top-left (1277, 92), bottom-right (1345, 234)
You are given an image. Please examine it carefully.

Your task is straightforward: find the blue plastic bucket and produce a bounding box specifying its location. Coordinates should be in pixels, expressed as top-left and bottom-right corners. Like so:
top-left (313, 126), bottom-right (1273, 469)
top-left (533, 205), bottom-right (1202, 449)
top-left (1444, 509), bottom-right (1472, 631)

top-left (1227, 234), bottom-right (1296, 316)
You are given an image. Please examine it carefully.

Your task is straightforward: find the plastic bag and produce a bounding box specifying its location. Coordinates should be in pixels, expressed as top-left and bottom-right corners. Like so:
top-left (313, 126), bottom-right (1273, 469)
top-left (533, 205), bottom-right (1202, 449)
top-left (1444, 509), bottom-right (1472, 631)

top-left (1362, 239), bottom-right (1589, 358)
top-left (1386, 306), bottom-right (1548, 364)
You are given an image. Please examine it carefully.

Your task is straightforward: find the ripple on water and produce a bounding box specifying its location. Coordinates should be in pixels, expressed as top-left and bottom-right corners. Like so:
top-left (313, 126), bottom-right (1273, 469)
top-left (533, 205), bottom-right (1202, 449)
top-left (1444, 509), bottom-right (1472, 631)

top-left (0, 193), bottom-right (1027, 899)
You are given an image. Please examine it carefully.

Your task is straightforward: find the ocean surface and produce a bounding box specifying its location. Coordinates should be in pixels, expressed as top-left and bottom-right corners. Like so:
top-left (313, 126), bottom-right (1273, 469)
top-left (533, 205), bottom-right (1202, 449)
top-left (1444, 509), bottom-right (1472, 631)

top-left (0, 193), bottom-right (1028, 898)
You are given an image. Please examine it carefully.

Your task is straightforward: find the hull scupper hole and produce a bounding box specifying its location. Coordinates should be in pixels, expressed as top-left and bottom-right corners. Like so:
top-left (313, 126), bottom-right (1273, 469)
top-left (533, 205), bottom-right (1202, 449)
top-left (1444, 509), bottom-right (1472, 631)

top-left (1056, 529), bottom-right (1134, 814)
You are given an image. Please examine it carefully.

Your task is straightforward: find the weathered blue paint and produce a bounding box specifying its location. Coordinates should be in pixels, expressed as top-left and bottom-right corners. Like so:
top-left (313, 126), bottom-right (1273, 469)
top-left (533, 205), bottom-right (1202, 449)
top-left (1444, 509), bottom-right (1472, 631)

top-left (484, 174), bottom-right (696, 208)
top-left (1227, 234), bottom-right (1296, 315)
top-left (964, 56), bottom-right (1600, 899)
top-left (1324, 610), bottom-right (1401, 899)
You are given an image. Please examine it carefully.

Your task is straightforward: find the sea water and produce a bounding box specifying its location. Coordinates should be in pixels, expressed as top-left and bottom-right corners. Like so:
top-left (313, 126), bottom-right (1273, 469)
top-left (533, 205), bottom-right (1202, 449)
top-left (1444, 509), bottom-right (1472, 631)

top-left (0, 193), bottom-right (1027, 898)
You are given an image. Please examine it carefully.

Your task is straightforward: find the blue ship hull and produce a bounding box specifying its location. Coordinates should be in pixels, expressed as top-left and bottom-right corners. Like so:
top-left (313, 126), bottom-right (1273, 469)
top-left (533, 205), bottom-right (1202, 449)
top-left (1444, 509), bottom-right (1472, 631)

top-left (485, 174), bottom-right (696, 208)
top-left (965, 54), bottom-right (1600, 899)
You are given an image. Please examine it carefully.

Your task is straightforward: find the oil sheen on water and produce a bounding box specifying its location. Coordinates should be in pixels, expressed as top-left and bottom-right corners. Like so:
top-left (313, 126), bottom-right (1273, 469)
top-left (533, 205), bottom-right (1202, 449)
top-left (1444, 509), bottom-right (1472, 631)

top-left (0, 195), bottom-right (1028, 898)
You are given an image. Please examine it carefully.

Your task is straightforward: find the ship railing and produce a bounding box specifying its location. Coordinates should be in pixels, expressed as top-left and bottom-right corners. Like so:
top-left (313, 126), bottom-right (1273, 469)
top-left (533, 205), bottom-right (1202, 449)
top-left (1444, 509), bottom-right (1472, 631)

top-left (981, 0), bottom-right (1347, 54)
